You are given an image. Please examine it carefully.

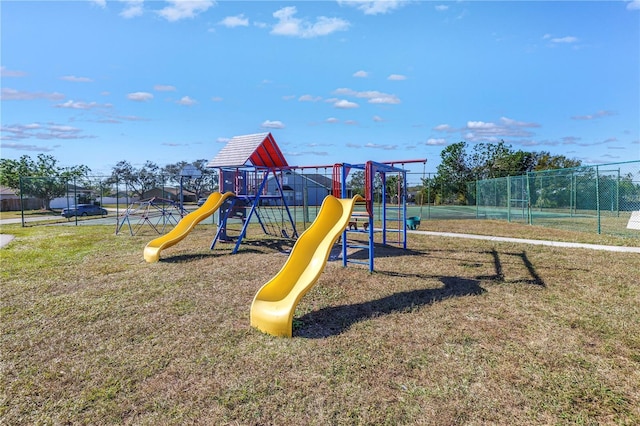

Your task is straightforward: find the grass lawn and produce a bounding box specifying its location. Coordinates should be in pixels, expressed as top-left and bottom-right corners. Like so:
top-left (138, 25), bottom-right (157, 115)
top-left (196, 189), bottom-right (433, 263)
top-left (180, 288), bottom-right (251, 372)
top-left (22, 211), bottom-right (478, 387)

top-left (1, 221), bottom-right (639, 424)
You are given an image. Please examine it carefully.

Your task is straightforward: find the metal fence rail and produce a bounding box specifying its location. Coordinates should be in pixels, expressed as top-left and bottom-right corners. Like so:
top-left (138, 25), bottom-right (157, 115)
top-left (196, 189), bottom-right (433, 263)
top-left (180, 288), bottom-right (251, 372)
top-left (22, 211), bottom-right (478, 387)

top-left (471, 160), bottom-right (640, 237)
top-left (11, 161), bottom-right (640, 238)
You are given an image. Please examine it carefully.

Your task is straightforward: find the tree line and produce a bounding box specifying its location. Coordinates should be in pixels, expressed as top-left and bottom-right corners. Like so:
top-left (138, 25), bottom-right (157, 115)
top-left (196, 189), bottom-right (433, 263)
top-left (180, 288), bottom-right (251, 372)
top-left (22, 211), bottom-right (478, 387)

top-left (2, 141), bottom-right (633, 211)
top-left (427, 140), bottom-right (582, 204)
top-left (0, 154), bottom-right (217, 210)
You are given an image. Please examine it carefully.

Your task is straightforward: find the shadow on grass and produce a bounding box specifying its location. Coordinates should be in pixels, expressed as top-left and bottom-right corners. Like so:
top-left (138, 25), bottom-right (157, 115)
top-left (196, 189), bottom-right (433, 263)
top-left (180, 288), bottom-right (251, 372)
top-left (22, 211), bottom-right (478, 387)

top-left (160, 238), bottom-right (295, 263)
top-left (477, 249), bottom-right (545, 286)
top-left (329, 242), bottom-right (428, 262)
top-left (294, 275), bottom-right (486, 338)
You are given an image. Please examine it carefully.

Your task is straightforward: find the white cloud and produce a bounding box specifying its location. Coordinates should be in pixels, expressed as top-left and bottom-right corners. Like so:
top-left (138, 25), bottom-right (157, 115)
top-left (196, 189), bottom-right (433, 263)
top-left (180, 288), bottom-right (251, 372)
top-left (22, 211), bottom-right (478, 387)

top-left (157, 0), bottom-right (214, 22)
top-left (120, 0), bottom-right (144, 18)
top-left (326, 117), bottom-right (340, 123)
top-left (627, 0), bottom-right (640, 10)
top-left (127, 92), bottom-right (154, 101)
top-left (571, 110), bottom-right (616, 120)
top-left (90, 0), bottom-right (106, 8)
top-left (463, 117), bottom-right (539, 141)
top-left (220, 14), bottom-right (249, 27)
top-left (1, 88), bottom-right (64, 101)
top-left (333, 88), bottom-right (400, 104)
top-left (334, 99), bottom-right (359, 109)
top-left (435, 5), bottom-right (449, 11)
top-left (285, 149), bottom-right (329, 157)
top-left (499, 117), bottom-right (540, 127)
top-left (338, 0), bottom-right (408, 15)
top-left (271, 6), bottom-right (350, 38)
top-left (177, 96), bottom-right (197, 106)
top-left (1, 66), bottom-right (27, 77)
top-left (373, 115), bottom-right (384, 122)
top-left (387, 74), bottom-right (407, 81)
top-left (60, 75), bottom-right (93, 83)
top-left (299, 94), bottom-right (322, 102)
top-left (55, 100), bottom-right (112, 110)
top-left (353, 70), bottom-right (369, 78)
top-left (211, 96), bottom-right (223, 102)
top-left (261, 120), bottom-right (285, 129)
top-left (1, 122), bottom-right (93, 142)
top-left (364, 142), bottom-right (398, 150)
top-left (433, 124), bottom-right (456, 132)
top-left (551, 36), bottom-right (578, 43)
top-left (154, 84), bottom-right (176, 91)
top-left (544, 34), bottom-right (578, 44)
top-left (426, 138), bottom-right (447, 146)
top-left (0, 142), bottom-right (55, 152)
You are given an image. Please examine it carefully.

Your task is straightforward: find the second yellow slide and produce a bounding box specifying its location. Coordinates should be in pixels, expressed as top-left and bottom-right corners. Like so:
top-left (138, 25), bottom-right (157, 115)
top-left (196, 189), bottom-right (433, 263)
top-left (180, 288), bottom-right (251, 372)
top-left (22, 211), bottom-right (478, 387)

top-left (144, 191), bottom-right (235, 263)
top-left (250, 194), bottom-right (364, 337)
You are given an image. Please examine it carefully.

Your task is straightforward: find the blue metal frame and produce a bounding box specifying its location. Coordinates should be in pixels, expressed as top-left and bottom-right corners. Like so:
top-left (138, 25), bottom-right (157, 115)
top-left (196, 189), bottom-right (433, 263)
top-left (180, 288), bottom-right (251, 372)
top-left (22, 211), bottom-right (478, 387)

top-left (211, 168), bottom-right (299, 254)
top-left (338, 161), bottom-right (408, 272)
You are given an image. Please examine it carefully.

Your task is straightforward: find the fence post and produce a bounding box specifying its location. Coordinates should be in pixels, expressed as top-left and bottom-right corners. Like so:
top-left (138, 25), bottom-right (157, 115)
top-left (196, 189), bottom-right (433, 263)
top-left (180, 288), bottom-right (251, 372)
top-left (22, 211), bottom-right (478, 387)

top-left (595, 165), bottom-right (601, 234)
top-left (73, 176), bottom-right (78, 226)
top-left (19, 176), bottom-right (25, 227)
top-left (616, 168), bottom-right (620, 217)
top-left (526, 172), bottom-right (532, 225)
top-left (507, 175), bottom-right (511, 222)
top-left (570, 172), bottom-right (575, 217)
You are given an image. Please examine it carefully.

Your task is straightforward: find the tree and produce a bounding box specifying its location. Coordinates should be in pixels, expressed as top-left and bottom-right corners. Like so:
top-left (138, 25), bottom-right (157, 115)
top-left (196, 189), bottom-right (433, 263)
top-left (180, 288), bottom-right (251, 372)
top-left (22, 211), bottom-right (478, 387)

top-left (385, 174), bottom-right (404, 202)
top-left (108, 160), bottom-right (160, 198)
top-left (0, 154), bottom-right (90, 209)
top-left (348, 171), bottom-right (365, 196)
top-left (162, 159), bottom-right (219, 198)
top-left (435, 141), bottom-right (472, 204)
top-left (533, 151), bottom-right (582, 170)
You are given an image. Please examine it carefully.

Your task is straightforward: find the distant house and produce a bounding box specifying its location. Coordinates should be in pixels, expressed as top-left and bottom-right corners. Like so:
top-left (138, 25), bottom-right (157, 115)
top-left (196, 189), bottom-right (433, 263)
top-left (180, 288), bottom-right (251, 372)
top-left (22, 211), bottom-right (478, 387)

top-left (50, 184), bottom-right (94, 209)
top-left (0, 186), bottom-right (41, 211)
top-left (141, 187), bottom-right (196, 203)
top-left (264, 172), bottom-right (346, 206)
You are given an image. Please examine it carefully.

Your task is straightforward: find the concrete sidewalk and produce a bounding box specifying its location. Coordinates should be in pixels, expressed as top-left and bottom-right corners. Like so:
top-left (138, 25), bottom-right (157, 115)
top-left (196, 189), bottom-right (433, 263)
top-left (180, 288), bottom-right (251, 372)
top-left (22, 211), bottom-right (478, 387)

top-left (409, 230), bottom-right (640, 253)
top-left (0, 234), bottom-right (15, 249)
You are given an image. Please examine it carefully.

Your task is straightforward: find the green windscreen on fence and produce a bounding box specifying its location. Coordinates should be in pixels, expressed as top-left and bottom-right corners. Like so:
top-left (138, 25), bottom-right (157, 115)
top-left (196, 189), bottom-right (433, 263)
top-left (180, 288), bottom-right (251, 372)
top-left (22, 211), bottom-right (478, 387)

top-left (473, 161), bottom-right (640, 236)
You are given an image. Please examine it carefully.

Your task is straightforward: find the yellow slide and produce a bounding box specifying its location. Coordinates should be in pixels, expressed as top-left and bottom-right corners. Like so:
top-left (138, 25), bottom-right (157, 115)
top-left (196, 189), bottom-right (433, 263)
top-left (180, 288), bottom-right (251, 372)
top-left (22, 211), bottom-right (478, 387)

top-left (250, 194), bottom-right (364, 337)
top-left (144, 192), bottom-right (235, 263)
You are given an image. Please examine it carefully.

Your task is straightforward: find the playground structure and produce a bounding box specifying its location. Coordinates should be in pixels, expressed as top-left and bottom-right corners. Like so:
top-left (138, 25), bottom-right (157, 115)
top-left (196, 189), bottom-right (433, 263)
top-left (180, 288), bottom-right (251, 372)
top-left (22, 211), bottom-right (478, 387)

top-left (143, 132), bottom-right (427, 336)
top-left (116, 197), bottom-right (188, 236)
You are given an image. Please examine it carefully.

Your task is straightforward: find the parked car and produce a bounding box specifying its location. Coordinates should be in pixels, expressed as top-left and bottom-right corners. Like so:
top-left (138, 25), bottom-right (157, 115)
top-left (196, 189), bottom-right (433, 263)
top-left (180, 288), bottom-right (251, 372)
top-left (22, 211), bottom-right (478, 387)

top-left (197, 197), bottom-right (208, 206)
top-left (61, 204), bottom-right (108, 218)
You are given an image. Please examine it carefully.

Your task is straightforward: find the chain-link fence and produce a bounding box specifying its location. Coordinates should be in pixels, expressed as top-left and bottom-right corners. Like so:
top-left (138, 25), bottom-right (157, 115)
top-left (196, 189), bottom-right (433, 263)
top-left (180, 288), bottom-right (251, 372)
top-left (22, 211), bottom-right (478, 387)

top-left (13, 174), bottom-right (218, 229)
top-left (471, 160), bottom-right (640, 237)
top-left (11, 161), bottom-right (640, 238)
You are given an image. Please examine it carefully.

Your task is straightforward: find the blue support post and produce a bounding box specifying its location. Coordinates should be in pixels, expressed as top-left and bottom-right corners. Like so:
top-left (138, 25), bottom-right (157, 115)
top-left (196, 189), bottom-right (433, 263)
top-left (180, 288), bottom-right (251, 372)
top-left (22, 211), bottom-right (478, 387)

top-left (233, 172), bottom-right (270, 254)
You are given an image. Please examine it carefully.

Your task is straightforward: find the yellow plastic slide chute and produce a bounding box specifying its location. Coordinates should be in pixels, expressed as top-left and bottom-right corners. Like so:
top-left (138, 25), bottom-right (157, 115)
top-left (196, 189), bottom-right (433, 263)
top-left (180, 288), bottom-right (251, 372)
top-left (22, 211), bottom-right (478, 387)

top-left (143, 191), bottom-right (235, 263)
top-left (251, 194), bottom-right (364, 337)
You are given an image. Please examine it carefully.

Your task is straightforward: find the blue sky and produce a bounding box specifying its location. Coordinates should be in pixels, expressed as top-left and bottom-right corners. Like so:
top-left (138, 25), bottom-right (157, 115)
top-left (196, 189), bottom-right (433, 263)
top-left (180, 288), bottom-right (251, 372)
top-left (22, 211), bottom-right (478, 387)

top-left (1, 0), bottom-right (639, 178)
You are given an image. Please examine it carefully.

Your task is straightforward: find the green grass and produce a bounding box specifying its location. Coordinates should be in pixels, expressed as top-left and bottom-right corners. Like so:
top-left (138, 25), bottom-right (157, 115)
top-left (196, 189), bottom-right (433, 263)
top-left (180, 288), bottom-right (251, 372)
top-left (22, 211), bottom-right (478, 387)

top-left (1, 222), bottom-right (639, 424)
